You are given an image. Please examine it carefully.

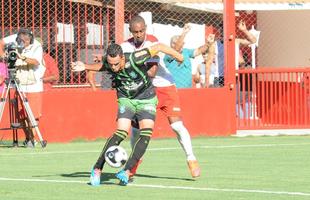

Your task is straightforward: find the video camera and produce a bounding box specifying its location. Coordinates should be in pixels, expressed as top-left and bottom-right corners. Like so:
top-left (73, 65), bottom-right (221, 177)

top-left (4, 42), bottom-right (25, 69)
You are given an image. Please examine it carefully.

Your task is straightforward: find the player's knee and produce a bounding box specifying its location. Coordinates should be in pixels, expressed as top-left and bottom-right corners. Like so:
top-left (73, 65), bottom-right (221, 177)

top-left (131, 127), bottom-right (140, 137)
top-left (170, 121), bottom-right (185, 133)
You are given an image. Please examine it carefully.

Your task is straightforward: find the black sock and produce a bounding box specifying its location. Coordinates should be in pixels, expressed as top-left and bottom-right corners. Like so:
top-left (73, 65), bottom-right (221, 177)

top-left (124, 128), bottom-right (152, 171)
top-left (94, 129), bottom-right (128, 170)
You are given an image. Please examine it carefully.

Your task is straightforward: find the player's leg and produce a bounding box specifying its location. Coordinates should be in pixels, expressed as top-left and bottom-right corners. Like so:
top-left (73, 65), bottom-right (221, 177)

top-left (93, 123), bottom-right (130, 170)
top-left (130, 118), bottom-right (140, 148)
top-left (117, 121), bottom-right (154, 185)
top-left (125, 122), bottom-right (153, 172)
top-left (169, 117), bottom-right (196, 160)
top-left (169, 117), bottom-right (200, 178)
top-left (90, 98), bottom-right (134, 186)
top-left (129, 119), bottom-right (142, 179)
top-left (159, 85), bottom-right (200, 178)
top-left (90, 120), bottom-right (130, 186)
top-left (116, 97), bottom-right (157, 185)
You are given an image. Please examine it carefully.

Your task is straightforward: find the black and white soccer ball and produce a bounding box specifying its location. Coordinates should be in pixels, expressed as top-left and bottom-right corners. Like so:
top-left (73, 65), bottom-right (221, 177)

top-left (104, 145), bottom-right (128, 168)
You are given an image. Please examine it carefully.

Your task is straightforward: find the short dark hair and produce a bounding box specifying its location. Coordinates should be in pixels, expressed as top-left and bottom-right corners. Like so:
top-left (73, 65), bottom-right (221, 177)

top-left (17, 28), bottom-right (34, 44)
top-left (106, 43), bottom-right (123, 58)
top-left (129, 15), bottom-right (145, 28)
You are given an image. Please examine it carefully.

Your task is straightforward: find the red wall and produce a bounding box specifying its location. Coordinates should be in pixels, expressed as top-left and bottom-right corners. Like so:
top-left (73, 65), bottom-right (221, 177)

top-left (0, 88), bottom-right (235, 142)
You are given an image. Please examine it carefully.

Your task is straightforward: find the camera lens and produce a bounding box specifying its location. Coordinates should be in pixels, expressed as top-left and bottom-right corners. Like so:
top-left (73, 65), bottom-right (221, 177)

top-left (8, 51), bottom-right (17, 61)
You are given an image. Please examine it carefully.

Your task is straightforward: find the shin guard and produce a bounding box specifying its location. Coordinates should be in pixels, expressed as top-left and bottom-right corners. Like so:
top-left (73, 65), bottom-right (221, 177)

top-left (124, 128), bottom-right (152, 171)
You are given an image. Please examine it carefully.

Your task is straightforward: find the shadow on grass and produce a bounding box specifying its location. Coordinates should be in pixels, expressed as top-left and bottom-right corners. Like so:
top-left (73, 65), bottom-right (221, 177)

top-left (133, 173), bottom-right (194, 182)
top-left (0, 141), bottom-right (25, 148)
top-left (60, 171), bottom-right (194, 182)
top-left (60, 172), bottom-right (119, 185)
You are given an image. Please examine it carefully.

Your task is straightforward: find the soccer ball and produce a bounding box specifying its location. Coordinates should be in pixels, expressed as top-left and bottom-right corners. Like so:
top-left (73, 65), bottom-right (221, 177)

top-left (105, 145), bottom-right (128, 168)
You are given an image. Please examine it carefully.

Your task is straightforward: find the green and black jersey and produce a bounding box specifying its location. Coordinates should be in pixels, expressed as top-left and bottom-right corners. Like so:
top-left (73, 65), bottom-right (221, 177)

top-left (101, 48), bottom-right (155, 100)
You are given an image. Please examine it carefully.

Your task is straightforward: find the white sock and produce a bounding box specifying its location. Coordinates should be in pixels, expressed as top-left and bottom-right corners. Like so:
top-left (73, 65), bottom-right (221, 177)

top-left (170, 121), bottom-right (196, 161)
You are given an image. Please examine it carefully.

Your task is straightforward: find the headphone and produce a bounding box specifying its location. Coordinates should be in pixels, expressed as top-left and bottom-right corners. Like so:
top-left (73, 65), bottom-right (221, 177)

top-left (16, 28), bottom-right (34, 44)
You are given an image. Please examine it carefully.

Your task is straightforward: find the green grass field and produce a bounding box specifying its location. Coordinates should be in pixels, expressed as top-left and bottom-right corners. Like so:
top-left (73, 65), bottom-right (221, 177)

top-left (1, 135), bottom-right (310, 200)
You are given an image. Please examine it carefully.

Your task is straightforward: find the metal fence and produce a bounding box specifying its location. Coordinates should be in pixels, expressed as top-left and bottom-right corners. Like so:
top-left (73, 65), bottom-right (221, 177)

top-left (0, 0), bottom-right (238, 88)
top-left (1, 0), bottom-right (310, 129)
top-left (1, 1), bottom-right (308, 86)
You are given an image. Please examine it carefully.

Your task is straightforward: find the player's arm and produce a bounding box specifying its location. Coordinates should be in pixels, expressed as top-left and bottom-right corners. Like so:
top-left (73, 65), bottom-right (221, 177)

top-left (71, 61), bottom-right (102, 72)
top-left (71, 61), bottom-right (103, 91)
top-left (85, 63), bottom-right (103, 71)
top-left (148, 43), bottom-right (183, 63)
top-left (147, 65), bottom-right (158, 78)
top-left (86, 70), bottom-right (97, 91)
top-left (145, 56), bottom-right (159, 77)
top-left (70, 61), bottom-right (101, 91)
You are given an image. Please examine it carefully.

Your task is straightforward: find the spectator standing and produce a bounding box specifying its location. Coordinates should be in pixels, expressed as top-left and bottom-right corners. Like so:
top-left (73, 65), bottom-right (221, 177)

top-left (42, 51), bottom-right (59, 90)
top-left (193, 34), bottom-right (216, 88)
top-left (164, 24), bottom-right (211, 88)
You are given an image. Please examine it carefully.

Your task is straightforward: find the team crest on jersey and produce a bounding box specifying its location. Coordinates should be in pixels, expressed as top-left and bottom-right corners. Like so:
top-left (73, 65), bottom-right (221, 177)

top-left (119, 106), bottom-right (126, 114)
top-left (129, 71), bottom-right (137, 79)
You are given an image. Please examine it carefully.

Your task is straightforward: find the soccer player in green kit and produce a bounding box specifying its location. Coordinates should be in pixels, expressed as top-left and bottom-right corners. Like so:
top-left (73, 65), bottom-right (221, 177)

top-left (71, 43), bottom-right (183, 186)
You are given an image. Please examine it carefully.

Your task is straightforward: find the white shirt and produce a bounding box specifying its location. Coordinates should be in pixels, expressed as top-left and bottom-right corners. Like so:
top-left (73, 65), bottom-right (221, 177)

top-left (121, 35), bottom-right (175, 87)
top-left (3, 34), bottom-right (45, 92)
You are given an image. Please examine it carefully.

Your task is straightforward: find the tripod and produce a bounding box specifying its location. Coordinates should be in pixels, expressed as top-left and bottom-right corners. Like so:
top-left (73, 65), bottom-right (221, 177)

top-left (0, 69), bottom-right (47, 148)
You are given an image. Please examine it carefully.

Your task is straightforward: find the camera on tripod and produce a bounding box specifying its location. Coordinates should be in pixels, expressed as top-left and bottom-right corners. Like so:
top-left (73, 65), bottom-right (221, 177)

top-left (4, 42), bottom-right (25, 69)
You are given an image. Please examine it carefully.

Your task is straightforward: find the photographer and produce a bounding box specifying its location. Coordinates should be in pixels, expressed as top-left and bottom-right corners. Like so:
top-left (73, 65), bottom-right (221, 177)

top-left (0, 28), bottom-right (45, 147)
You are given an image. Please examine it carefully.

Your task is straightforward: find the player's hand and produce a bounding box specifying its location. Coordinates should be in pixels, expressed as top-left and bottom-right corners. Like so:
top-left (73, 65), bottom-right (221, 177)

top-left (71, 61), bottom-right (85, 72)
top-left (86, 71), bottom-right (97, 91)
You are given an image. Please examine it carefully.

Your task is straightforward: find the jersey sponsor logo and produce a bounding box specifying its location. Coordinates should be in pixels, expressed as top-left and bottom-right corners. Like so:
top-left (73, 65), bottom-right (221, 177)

top-left (144, 105), bottom-right (156, 113)
top-left (124, 81), bottom-right (142, 91)
top-left (172, 107), bottom-right (181, 112)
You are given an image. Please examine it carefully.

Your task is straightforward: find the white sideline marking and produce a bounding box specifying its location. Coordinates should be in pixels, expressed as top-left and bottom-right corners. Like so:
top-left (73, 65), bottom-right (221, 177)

top-left (237, 129), bottom-right (310, 137)
top-left (1, 142), bottom-right (310, 156)
top-left (0, 177), bottom-right (309, 197)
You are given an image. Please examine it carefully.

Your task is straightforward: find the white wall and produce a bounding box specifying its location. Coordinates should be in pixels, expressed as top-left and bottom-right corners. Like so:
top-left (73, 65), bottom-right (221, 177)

top-left (257, 10), bottom-right (310, 67)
